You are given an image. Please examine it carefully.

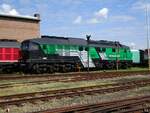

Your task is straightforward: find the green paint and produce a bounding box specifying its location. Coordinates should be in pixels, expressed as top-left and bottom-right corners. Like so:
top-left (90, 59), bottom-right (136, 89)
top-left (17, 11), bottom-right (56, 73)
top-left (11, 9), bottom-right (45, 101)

top-left (39, 44), bottom-right (132, 61)
top-left (131, 50), bottom-right (140, 63)
top-left (40, 44), bottom-right (56, 54)
top-left (101, 48), bottom-right (132, 61)
top-left (89, 47), bottom-right (99, 58)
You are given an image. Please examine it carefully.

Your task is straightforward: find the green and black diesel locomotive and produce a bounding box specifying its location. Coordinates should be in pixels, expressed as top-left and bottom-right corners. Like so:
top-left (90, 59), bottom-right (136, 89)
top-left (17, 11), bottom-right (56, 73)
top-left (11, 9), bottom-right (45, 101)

top-left (20, 36), bottom-right (132, 73)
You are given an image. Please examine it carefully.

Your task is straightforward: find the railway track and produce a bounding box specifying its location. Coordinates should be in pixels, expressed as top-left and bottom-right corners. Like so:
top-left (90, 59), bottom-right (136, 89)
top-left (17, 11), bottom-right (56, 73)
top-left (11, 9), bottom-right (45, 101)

top-left (34, 95), bottom-right (150, 113)
top-left (0, 79), bottom-right (150, 108)
top-left (0, 77), bottom-right (76, 89)
top-left (0, 70), bottom-right (149, 80)
top-left (0, 70), bottom-right (149, 89)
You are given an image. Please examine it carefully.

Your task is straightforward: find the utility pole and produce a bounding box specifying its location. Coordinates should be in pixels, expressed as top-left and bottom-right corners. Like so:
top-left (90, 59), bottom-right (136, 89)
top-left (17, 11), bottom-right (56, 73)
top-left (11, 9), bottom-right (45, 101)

top-left (115, 42), bottom-right (119, 71)
top-left (86, 35), bottom-right (91, 73)
top-left (146, 3), bottom-right (150, 70)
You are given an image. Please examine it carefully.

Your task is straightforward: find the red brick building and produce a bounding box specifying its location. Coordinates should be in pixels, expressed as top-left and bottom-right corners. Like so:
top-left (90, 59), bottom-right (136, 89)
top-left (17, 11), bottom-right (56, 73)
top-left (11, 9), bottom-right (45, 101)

top-left (0, 14), bottom-right (40, 42)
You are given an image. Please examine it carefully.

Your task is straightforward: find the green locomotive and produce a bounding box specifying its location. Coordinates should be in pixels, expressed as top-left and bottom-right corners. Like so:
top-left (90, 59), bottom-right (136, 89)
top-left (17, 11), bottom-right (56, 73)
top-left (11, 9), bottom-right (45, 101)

top-left (21, 36), bottom-right (132, 73)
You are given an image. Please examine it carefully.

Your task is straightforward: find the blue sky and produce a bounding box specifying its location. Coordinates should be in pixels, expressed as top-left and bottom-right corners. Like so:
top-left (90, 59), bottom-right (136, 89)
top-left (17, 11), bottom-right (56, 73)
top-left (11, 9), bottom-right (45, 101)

top-left (0, 0), bottom-right (150, 49)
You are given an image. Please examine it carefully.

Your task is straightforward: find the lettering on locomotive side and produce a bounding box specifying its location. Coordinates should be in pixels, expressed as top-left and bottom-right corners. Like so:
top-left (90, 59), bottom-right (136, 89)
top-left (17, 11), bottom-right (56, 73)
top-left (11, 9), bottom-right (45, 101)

top-left (109, 54), bottom-right (120, 58)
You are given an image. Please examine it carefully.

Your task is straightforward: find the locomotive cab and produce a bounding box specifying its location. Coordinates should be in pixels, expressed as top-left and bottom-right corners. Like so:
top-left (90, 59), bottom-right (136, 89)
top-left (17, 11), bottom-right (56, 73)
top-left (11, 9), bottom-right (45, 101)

top-left (21, 40), bottom-right (42, 60)
top-left (21, 39), bottom-right (65, 73)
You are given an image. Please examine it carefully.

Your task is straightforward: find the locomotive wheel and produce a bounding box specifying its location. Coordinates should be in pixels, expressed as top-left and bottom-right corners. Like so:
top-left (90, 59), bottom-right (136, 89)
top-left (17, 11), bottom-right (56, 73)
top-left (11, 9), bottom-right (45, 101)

top-left (32, 64), bottom-right (42, 74)
top-left (121, 63), bottom-right (128, 69)
top-left (59, 65), bottom-right (66, 73)
top-left (0, 69), bottom-right (2, 73)
top-left (48, 65), bottom-right (54, 73)
top-left (64, 64), bottom-right (70, 72)
top-left (54, 64), bottom-right (59, 72)
top-left (106, 62), bottom-right (114, 69)
top-left (69, 64), bottom-right (75, 72)
top-left (118, 63), bottom-right (122, 69)
top-left (3, 68), bottom-right (10, 74)
top-left (99, 63), bottom-right (103, 69)
top-left (127, 63), bottom-right (132, 68)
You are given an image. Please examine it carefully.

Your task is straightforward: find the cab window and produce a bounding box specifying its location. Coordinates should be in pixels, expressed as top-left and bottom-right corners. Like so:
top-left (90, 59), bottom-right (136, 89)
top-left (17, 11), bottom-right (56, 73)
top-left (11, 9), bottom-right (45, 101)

top-left (124, 49), bottom-right (127, 53)
top-left (96, 47), bottom-right (100, 52)
top-left (102, 48), bottom-right (106, 52)
top-left (79, 46), bottom-right (83, 51)
top-left (85, 47), bottom-right (89, 51)
top-left (43, 45), bottom-right (47, 49)
top-left (112, 48), bottom-right (116, 52)
top-left (30, 43), bottom-right (39, 50)
top-left (21, 42), bottom-right (29, 50)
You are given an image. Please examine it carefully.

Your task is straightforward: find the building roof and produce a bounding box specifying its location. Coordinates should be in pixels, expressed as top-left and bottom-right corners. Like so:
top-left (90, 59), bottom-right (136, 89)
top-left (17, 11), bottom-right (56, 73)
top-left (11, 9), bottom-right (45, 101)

top-left (0, 13), bottom-right (40, 21)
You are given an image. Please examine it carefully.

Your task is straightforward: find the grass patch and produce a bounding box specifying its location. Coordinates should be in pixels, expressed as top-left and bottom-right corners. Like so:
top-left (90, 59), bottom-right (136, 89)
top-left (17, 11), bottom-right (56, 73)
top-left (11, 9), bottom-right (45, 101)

top-left (102, 67), bottom-right (149, 72)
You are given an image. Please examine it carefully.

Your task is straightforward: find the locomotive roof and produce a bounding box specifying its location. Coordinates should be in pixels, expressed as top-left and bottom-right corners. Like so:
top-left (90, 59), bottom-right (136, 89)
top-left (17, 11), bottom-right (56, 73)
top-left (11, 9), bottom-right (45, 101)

top-left (22, 36), bottom-right (129, 49)
top-left (0, 39), bottom-right (20, 48)
top-left (23, 36), bottom-right (87, 46)
top-left (90, 40), bottom-right (129, 49)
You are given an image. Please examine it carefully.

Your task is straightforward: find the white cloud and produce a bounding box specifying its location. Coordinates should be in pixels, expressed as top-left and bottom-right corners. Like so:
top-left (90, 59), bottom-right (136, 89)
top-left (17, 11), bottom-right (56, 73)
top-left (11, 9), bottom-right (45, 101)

top-left (111, 15), bottom-right (135, 22)
top-left (9, 9), bottom-right (19, 15)
top-left (73, 8), bottom-right (109, 25)
top-left (87, 18), bottom-right (99, 24)
top-left (130, 42), bottom-right (136, 49)
top-left (73, 16), bottom-right (82, 24)
top-left (132, 1), bottom-right (150, 11)
top-left (0, 3), bottom-right (35, 18)
top-left (95, 8), bottom-right (109, 19)
top-left (0, 4), bottom-right (19, 16)
top-left (87, 8), bottom-right (109, 24)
